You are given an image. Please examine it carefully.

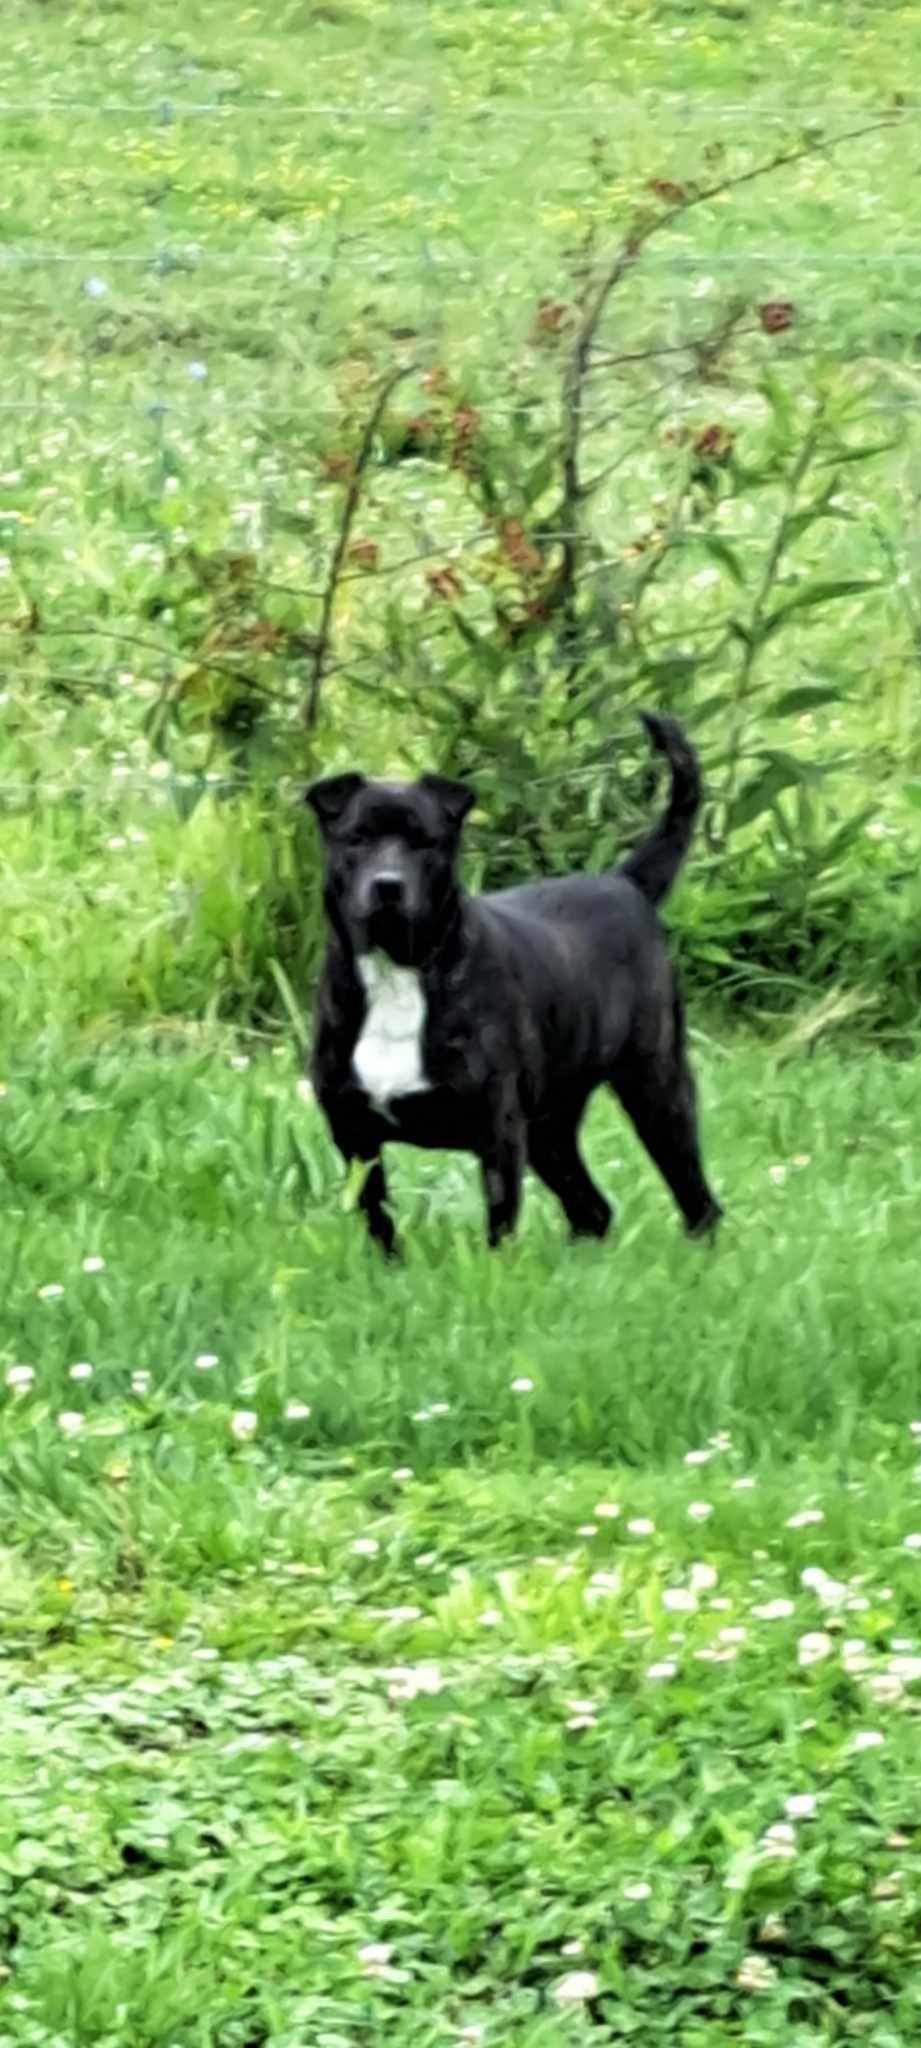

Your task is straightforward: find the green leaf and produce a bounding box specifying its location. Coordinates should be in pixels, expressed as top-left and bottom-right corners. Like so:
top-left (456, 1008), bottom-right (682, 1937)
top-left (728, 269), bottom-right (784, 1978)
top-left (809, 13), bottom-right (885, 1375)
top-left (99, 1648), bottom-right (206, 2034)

top-left (636, 655), bottom-right (698, 694)
top-left (758, 745), bottom-right (834, 784)
top-left (268, 959), bottom-right (310, 1052)
top-left (555, 676), bottom-right (613, 725)
top-left (341, 1158), bottom-right (368, 1215)
top-left (761, 577), bottom-right (881, 638)
top-left (760, 370), bottom-right (797, 455)
top-left (450, 613), bottom-right (509, 678)
top-left (170, 774), bottom-right (208, 823)
top-left (677, 687), bottom-right (730, 727)
top-left (522, 451), bottom-right (557, 504)
top-left (723, 1845), bottom-right (758, 1903)
top-left (728, 758), bottom-right (801, 830)
top-left (815, 807), bottom-right (878, 860)
top-left (767, 684), bottom-right (848, 716)
top-left (693, 942), bottom-right (736, 966)
top-left (688, 532), bottom-right (746, 587)
top-left (832, 437), bottom-right (899, 466)
top-left (903, 780), bottom-right (921, 812)
top-left (781, 480), bottom-right (855, 548)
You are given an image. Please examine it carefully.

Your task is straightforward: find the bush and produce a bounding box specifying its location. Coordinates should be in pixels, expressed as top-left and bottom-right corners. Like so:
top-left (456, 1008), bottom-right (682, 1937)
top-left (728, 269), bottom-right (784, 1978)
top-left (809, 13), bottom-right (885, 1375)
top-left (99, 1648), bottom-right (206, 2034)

top-left (133, 187), bottom-right (919, 1033)
top-left (8, 117), bottom-right (919, 1037)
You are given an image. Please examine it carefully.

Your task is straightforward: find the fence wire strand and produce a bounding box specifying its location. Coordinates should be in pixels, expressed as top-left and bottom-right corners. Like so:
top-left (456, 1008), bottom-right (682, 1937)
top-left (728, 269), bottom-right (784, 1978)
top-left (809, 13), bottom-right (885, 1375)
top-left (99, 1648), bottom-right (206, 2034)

top-left (0, 75), bottom-right (913, 818)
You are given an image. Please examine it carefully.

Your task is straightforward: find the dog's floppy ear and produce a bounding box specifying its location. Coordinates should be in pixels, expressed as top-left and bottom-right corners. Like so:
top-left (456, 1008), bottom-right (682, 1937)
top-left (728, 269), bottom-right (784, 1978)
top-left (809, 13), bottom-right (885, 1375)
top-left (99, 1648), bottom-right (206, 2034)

top-left (418, 774), bottom-right (476, 829)
top-left (305, 773), bottom-right (365, 831)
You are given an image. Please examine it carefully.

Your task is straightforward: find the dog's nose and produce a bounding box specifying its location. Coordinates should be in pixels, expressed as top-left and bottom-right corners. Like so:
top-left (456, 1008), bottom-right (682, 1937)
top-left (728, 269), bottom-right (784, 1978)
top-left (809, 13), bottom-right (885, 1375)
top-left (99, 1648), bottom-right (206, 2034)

top-left (371, 872), bottom-right (405, 908)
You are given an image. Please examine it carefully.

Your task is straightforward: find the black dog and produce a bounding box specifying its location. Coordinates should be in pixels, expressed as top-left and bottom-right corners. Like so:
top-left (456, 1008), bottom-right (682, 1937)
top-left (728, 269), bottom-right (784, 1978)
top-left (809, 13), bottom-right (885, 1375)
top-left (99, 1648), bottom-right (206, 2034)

top-left (307, 713), bottom-right (722, 1255)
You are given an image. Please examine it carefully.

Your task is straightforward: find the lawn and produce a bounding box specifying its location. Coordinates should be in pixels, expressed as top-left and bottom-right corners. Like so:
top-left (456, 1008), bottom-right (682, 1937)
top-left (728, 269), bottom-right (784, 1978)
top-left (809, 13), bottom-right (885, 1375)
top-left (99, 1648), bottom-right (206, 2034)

top-left (3, 0), bottom-right (921, 2041)
top-left (2, 0), bottom-right (920, 1024)
top-left (3, 1027), bottom-right (921, 2043)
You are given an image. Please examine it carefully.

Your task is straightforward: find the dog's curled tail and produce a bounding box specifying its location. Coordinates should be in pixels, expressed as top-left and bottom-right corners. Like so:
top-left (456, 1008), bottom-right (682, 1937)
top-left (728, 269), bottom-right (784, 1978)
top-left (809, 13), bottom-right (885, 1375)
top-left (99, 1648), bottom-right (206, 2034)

top-left (618, 710), bottom-right (701, 907)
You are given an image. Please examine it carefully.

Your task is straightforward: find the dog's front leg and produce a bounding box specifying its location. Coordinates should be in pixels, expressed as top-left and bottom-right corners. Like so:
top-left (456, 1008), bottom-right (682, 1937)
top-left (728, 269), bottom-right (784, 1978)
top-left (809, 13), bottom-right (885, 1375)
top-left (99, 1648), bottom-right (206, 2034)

top-left (354, 1153), bottom-right (398, 1258)
top-left (324, 1099), bottom-right (398, 1258)
top-left (480, 1086), bottom-right (525, 1248)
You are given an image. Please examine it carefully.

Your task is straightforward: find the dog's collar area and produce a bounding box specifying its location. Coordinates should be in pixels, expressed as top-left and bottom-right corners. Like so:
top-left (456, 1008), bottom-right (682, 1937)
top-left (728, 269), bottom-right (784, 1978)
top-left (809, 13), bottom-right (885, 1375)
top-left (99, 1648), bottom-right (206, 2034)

top-left (362, 907), bottom-right (418, 966)
top-left (357, 952), bottom-right (419, 1006)
top-left (352, 897), bottom-right (464, 979)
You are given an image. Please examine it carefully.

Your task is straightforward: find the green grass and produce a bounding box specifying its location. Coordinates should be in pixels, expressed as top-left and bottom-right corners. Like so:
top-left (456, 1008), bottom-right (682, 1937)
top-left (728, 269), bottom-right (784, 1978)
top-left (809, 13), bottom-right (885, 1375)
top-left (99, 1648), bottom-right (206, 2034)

top-left (3, 1), bottom-right (921, 2039)
top-left (3, 1025), bottom-right (921, 2042)
top-left (1, 0), bottom-right (920, 1029)
top-left (3, 1026), bottom-right (920, 1464)
top-left (2, 0), bottom-right (921, 816)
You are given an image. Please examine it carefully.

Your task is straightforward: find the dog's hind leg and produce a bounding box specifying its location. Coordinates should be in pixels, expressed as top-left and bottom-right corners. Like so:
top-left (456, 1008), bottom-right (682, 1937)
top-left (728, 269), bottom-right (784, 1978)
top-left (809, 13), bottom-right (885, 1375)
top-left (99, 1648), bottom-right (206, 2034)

top-left (480, 1147), bottom-right (524, 1248)
top-left (528, 1111), bottom-right (612, 1240)
top-left (609, 1043), bottom-right (721, 1238)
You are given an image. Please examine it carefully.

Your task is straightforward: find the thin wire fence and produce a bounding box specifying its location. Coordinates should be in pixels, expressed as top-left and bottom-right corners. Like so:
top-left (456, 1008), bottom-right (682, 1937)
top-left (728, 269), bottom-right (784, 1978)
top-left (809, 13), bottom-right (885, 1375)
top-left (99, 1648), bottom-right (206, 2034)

top-left (1, 249), bottom-right (920, 270)
top-left (0, 96), bottom-right (915, 115)
top-left (0, 87), bottom-right (917, 819)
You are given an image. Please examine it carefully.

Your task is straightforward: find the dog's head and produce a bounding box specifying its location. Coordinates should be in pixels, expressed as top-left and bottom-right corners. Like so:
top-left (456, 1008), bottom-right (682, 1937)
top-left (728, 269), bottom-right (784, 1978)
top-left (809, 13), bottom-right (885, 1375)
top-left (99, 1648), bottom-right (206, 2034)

top-left (306, 772), bottom-right (475, 965)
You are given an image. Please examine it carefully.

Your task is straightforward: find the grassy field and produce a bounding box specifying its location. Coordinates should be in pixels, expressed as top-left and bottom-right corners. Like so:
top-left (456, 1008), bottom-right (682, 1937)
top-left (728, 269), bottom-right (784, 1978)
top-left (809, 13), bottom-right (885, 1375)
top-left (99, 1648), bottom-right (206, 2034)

top-left (3, 0), bottom-right (921, 2041)
top-left (4, 1026), bottom-right (921, 2042)
top-left (1, 0), bottom-right (921, 1028)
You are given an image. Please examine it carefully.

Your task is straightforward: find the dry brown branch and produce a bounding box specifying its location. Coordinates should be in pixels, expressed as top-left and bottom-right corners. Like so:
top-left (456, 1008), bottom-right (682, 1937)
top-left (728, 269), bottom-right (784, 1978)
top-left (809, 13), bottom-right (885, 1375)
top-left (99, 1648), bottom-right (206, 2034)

top-left (554, 113), bottom-right (900, 627)
top-left (304, 363), bottom-right (415, 729)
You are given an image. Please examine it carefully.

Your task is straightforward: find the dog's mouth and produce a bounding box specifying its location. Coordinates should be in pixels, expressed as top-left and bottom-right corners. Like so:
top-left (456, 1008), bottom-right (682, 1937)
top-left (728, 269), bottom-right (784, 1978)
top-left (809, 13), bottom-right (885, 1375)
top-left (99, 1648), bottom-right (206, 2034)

top-left (363, 904), bottom-right (418, 965)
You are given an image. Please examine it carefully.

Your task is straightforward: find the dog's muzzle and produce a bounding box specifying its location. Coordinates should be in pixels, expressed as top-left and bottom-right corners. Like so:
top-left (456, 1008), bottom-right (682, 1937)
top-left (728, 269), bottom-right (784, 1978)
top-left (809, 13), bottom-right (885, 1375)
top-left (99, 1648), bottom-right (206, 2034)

top-left (369, 871), bottom-right (406, 911)
top-left (355, 864), bottom-right (417, 920)
top-left (350, 868), bottom-right (419, 962)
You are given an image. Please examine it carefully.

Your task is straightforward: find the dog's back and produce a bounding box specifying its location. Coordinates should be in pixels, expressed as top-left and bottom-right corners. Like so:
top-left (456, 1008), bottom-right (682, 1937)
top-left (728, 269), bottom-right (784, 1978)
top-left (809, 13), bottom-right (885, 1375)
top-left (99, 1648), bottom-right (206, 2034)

top-left (472, 712), bottom-right (701, 1085)
top-left (471, 868), bottom-right (671, 1101)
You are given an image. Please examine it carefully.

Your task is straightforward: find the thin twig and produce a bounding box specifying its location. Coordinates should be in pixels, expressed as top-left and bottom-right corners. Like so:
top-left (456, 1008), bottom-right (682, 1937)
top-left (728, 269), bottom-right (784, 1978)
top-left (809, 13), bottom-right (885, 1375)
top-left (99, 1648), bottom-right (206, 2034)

top-left (586, 332), bottom-right (746, 373)
top-left (31, 624), bottom-right (293, 703)
top-left (720, 400), bottom-right (827, 825)
top-left (258, 526), bottom-right (495, 607)
top-left (305, 203), bottom-right (348, 334)
top-left (554, 113), bottom-right (900, 625)
top-left (304, 363), bottom-right (415, 729)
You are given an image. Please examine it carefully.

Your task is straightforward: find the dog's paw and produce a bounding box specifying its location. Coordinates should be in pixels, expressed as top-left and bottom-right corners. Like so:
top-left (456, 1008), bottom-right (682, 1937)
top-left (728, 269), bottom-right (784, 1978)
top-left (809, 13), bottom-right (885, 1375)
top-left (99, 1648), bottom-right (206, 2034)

top-left (687, 1201), bottom-right (723, 1242)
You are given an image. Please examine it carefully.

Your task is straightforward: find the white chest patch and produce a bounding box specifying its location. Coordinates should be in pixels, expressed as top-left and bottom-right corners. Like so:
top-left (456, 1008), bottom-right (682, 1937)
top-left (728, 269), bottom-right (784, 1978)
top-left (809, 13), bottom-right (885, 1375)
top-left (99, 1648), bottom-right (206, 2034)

top-left (353, 956), bottom-right (431, 1117)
